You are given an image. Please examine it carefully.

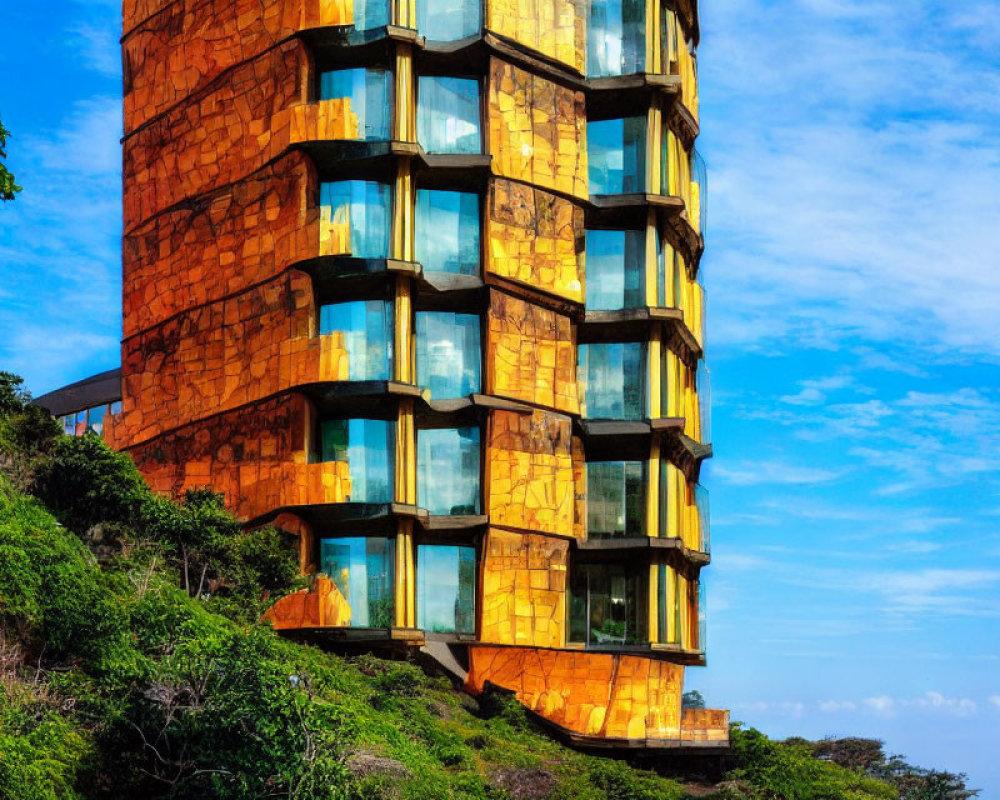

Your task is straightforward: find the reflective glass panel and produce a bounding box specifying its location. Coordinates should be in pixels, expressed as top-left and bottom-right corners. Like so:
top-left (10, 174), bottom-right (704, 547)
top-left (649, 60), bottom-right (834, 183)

top-left (416, 0), bottom-right (481, 41)
top-left (415, 189), bottom-right (480, 274)
top-left (85, 404), bottom-right (107, 435)
top-left (657, 563), bottom-right (668, 643)
top-left (319, 418), bottom-right (394, 502)
top-left (319, 180), bottom-right (391, 259)
top-left (345, 0), bottom-right (390, 31)
top-left (417, 545), bottom-right (476, 633)
top-left (587, 460), bottom-right (646, 538)
top-left (578, 342), bottom-right (646, 419)
top-left (319, 68), bottom-right (392, 141)
top-left (319, 537), bottom-right (395, 627)
top-left (417, 427), bottom-right (480, 515)
top-left (319, 300), bottom-right (393, 381)
top-left (587, 117), bottom-right (646, 195)
top-left (586, 0), bottom-right (645, 77)
top-left (569, 563), bottom-right (646, 645)
top-left (585, 229), bottom-right (646, 310)
top-left (417, 76), bottom-right (481, 154)
top-left (415, 311), bottom-right (481, 397)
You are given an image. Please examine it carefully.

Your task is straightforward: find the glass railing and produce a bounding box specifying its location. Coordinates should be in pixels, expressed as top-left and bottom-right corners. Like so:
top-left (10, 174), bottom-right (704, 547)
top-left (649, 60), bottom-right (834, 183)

top-left (587, 116), bottom-right (647, 195)
top-left (586, 460), bottom-right (647, 538)
top-left (319, 180), bottom-right (392, 258)
top-left (319, 536), bottom-right (395, 627)
top-left (585, 228), bottom-right (646, 309)
top-left (696, 579), bottom-right (706, 651)
top-left (416, 0), bottom-right (481, 41)
top-left (691, 149), bottom-right (707, 236)
top-left (578, 341), bottom-right (647, 419)
top-left (337, 0), bottom-right (391, 32)
top-left (586, 0), bottom-right (646, 77)
top-left (317, 418), bottom-right (395, 502)
top-left (415, 311), bottom-right (481, 397)
top-left (694, 483), bottom-right (710, 554)
top-left (415, 189), bottom-right (480, 275)
top-left (319, 300), bottom-right (394, 381)
top-left (417, 545), bottom-right (476, 633)
top-left (570, 563), bottom-right (648, 646)
top-left (696, 364), bottom-right (711, 445)
top-left (417, 427), bottom-right (481, 515)
top-left (319, 67), bottom-right (392, 141)
top-left (417, 76), bottom-right (482, 154)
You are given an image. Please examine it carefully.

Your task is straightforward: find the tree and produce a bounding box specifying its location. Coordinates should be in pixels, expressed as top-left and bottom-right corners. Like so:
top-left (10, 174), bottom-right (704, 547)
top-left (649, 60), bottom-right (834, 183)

top-left (682, 690), bottom-right (706, 709)
top-left (1, 115), bottom-right (22, 202)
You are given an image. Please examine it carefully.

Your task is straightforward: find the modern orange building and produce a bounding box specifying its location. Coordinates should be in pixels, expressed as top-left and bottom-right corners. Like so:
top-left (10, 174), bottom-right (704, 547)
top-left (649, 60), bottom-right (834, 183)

top-left (36, 0), bottom-right (731, 749)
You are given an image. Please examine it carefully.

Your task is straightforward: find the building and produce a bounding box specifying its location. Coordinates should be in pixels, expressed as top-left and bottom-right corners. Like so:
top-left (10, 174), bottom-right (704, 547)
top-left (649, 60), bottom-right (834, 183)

top-left (41, 0), bottom-right (727, 748)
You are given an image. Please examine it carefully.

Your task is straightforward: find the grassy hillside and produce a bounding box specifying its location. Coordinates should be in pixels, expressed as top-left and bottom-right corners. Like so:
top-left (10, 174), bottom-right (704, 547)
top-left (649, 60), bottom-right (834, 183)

top-left (0, 372), bottom-right (970, 799)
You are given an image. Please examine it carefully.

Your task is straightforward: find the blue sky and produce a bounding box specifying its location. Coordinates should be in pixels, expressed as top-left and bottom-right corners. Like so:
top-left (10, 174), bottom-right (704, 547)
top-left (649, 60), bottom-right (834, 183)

top-left (1, 0), bottom-right (998, 793)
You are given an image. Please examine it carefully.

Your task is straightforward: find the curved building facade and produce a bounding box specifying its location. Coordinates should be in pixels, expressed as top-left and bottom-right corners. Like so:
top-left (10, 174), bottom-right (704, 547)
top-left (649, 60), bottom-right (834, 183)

top-left (94, 0), bottom-right (727, 747)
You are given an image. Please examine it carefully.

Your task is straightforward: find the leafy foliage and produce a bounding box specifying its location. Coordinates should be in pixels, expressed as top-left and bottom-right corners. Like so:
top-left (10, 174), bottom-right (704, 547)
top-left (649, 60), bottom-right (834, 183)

top-left (0, 117), bottom-right (22, 202)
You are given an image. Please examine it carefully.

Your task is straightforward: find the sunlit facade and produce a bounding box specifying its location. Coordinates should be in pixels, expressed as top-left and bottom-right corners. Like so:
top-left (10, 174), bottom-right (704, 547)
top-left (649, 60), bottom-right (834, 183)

top-left (75, 0), bottom-right (728, 749)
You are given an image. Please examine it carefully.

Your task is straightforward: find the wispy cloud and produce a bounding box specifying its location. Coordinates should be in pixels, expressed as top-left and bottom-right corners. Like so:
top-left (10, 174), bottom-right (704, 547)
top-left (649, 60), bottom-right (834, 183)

top-left (702, 0), bottom-right (1000, 359)
top-left (713, 460), bottom-right (846, 486)
top-left (865, 692), bottom-right (979, 718)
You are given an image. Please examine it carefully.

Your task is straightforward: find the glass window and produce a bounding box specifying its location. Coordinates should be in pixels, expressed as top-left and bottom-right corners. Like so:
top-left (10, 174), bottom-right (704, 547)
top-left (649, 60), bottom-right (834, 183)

top-left (415, 189), bottom-right (480, 274)
top-left (417, 427), bottom-right (480, 515)
top-left (319, 418), bottom-right (394, 503)
top-left (587, 461), bottom-right (646, 538)
top-left (569, 563), bottom-right (646, 645)
top-left (417, 545), bottom-right (476, 633)
top-left (343, 0), bottom-right (390, 31)
top-left (416, 0), bottom-right (481, 41)
top-left (85, 404), bottom-right (107, 435)
top-left (319, 68), bottom-right (392, 141)
top-left (319, 180), bottom-right (391, 259)
top-left (656, 563), bottom-right (684, 644)
top-left (587, 0), bottom-right (645, 77)
top-left (587, 117), bottom-right (646, 195)
top-left (585, 229), bottom-right (646, 310)
top-left (415, 311), bottom-right (481, 397)
top-left (417, 76), bottom-right (481, 154)
top-left (578, 342), bottom-right (646, 419)
top-left (60, 415), bottom-right (75, 436)
top-left (319, 537), bottom-right (395, 627)
top-left (319, 300), bottom-right (393, 381)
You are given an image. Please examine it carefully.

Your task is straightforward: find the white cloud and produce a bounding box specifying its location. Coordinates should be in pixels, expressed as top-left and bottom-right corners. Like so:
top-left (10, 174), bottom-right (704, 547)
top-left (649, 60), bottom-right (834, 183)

top-left (989, 695), bottom-right (1000, 709)
top-left (701, 0), bottom-right (1000, 359)
top-left (713, 460), bottom-right (845, 486)
top-left (819, 700), bottom-right (857, 713)
top-left (66, 23), bottom-right (121, 77)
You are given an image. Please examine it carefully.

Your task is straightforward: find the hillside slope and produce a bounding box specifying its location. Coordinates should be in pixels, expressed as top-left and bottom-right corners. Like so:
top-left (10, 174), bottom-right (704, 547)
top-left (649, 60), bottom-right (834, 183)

top-left (0, 372), bottom-right (957, 799)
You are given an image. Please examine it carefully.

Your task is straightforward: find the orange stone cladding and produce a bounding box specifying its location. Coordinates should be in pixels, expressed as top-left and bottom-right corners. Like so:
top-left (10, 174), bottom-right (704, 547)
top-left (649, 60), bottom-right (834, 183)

top-left (122, 395), bottom-right (352, 522)
top-left (116, 0), bottom-right (725, 750)
top-left (123, 153), bottom-right (317, 338)
top-left (466, 647), bottom-right (685, 740)
top-left (123, 0), bottom-right (354, 133)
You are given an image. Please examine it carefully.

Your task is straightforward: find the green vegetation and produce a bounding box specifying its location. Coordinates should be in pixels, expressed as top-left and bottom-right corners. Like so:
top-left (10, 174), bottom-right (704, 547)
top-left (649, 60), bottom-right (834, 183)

top-left (0, 372), bottom-right (975, 799)
top-left (0, 117), bottom-right (22, 202)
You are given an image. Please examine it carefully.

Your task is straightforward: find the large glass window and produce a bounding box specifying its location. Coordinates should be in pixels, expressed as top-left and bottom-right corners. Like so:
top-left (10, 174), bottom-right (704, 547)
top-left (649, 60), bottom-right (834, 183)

top-left (587, 461), bottom-right (646, 538)
top-left (319, 418), bottom-right (394, 502)
top-left (587, 117), bottom-right (646, 195)
top-left (417, 427), bottom-right (481, 515)
top-left (569, 563), bottom-right (646, 645)
top-left (343, 0), bottom-right (390, 31)
top-left (585, 229), bottom-right (646, 310)
top-left (586, 0), bottom-right (645, 77)
top-left (319, 68), bottom-right (392, 141)
top-left (416, 311), bottom-right (481, 397)
top-left (417, 545), bottom-right (476, 633)
top-left (578, 342), bottom-right (646, 419)
top-left (417, 76), bottom-right (481, 154)
top-left (656, 563), bottom-right (681, 644)
top-left (415, 189), bottom-right (480, 274)
top-left (320, 181), bottom-right (391, 259)
top-left (319, 537), bottom-right (395, 627)
top-left (319, 300), bottom-right (393, 381)
top-left (416, 0), bottom-right (481, 40)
